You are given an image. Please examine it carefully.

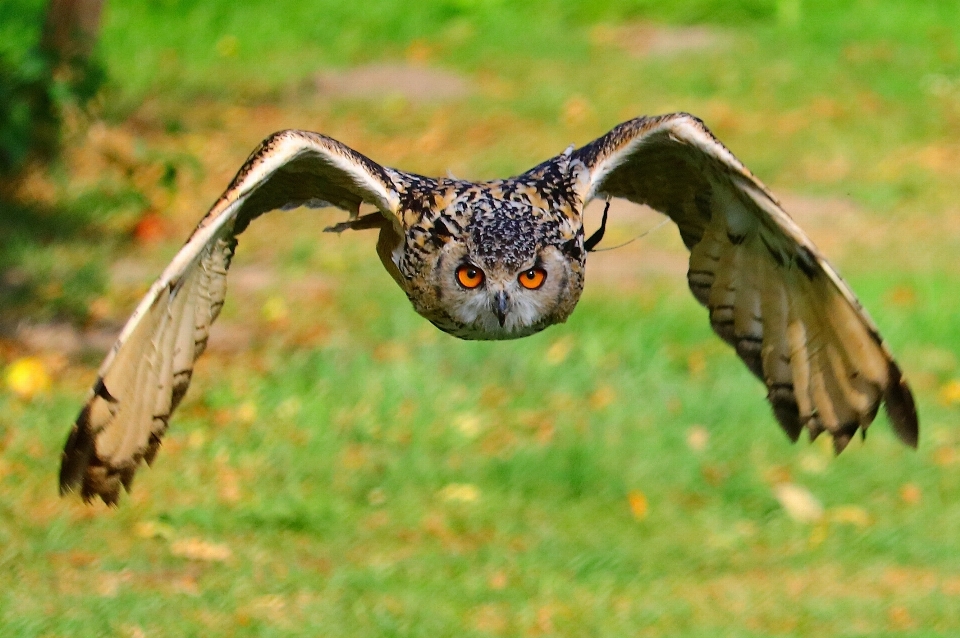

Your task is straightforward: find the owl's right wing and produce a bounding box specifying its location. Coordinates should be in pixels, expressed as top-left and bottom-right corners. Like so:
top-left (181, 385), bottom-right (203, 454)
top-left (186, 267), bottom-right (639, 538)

top-left (572, 113), bottom-right (917, 452)
top-left (60, 130), bottom-right (402, 504)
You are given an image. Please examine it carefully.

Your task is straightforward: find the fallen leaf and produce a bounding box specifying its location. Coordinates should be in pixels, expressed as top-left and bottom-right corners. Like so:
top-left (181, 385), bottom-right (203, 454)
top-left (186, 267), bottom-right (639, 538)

top-left (829, 505), bottom-right (872, 527)
top-left (275, 397), bottom-right (302, 418)
top-left (545, 336), bottom-right (574, 365)
top-left (939, 380), bottom-right (960, 406)
top-left (235, 400), bottom-right (258, 424)
top-left (97, 571), bottom-right (131, 597)
top-left (773, 483), bottom-right (824, 523)
top-left (133, 213), bottom-right (167, 243)
top-left (589, 385), bottom-right (616, 411)
top-left (686, 425), bottom-right (709, 452)
top-left (454, 413), bottom-right (482, 438)
top-left (488, 570), bottom-right (508, 590)
top-left (561, 95), bottom-right (594, 128)
top-left (135, 520), bottom-right (175, 540)
top-left (886, 285), bottom-right (917, 307)
top-left (261, 295), bottom-right (289, 324)
top-left (439, 483), bottom-right (480, 504)
top-left (5, 357), bottom-right (51, 399)
top-left (899, 483), bottom-right (922, 505)
top-left (888, 605), bottom-right (916, 630)
top-left (799, 453), bottom-right (828, 474)
top-left (627, 489), bottom-right (648, 520)
top-left (187, 430), bottom-right (206, 450)
top-left (170, 537), bottom-right (232, 562)
top-left (687, 350), bottom-right (707, 378)
top-left (933, 446), bottom-right (956, 466)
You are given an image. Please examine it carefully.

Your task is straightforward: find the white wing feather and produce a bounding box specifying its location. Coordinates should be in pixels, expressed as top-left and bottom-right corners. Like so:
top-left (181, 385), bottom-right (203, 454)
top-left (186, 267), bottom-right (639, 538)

top-left (60, 130), bottom-right (400, 504)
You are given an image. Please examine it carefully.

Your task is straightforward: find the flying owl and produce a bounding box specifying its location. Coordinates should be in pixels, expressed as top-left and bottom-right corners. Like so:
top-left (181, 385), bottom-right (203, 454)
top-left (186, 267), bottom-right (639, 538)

top-left (59, 113), bottom-right (918, 504)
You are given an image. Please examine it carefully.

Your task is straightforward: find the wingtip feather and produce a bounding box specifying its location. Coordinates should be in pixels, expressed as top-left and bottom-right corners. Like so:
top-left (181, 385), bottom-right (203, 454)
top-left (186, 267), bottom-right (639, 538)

top-left (884, 360), bottom-right (919, 448)
top-left (59, 408), bottom-right (95, 496)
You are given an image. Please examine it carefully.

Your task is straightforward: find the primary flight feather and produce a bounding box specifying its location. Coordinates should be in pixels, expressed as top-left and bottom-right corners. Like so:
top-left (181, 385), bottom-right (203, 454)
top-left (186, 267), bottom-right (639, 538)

top-left (60, 113), bottom-right (918, 505)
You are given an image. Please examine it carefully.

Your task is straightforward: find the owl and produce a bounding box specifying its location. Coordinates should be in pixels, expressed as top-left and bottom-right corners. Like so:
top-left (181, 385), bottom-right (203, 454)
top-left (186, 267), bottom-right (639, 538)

top-left (59, 113), bottom-right (918, 504)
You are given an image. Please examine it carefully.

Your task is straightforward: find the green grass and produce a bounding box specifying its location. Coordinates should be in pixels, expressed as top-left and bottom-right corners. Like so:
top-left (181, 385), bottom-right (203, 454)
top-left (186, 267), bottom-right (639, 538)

top-left (2, 0), bottom-right (960, 635)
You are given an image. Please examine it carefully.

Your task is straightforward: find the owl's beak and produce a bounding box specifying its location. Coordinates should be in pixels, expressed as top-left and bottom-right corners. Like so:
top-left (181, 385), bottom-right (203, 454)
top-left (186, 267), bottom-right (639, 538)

top-left (494, 291), bottom-right (509, 327)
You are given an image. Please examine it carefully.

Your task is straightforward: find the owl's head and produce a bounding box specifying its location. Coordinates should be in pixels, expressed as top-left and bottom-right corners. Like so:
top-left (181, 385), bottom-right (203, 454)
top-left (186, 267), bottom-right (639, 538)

top-left (420, 201), bottom-right (585, 341)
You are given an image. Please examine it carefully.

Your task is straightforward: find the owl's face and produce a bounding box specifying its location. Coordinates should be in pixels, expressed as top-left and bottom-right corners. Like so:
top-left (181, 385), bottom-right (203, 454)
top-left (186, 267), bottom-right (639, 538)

top-left (428, 241), bottom-right (581, 340)
top-left (389, 192), bottom-right (586, 341)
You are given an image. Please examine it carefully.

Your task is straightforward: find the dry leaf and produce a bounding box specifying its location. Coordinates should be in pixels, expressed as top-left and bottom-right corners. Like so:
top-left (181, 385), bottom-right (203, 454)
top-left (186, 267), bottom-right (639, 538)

top-left (545, 336), bottom-right (573, 365)
top-left (627, 490), bottom-right (649, 520)
top-left (454, 413), bottom-right (482, 438)
top-left (439, 483), bottom-right (480, 503)
top-left (888, 605), bottom-right (916, 630)
top-left (170, 537), bottom-right (232, 562)
top-left (799, 453), bottom-right (828, 474)
top-left (900, 483), bottom-right (922, 505)
top-left (940, 380), bottom-right (960, 406)
top-left (135, 520), bottom-right (175, 540)
top-left (133, 213), bottom-right (167, 243)
top-left (235, 400), bottom-right (258, 424)
top-left (686, 425), bottom-right (709, 452)
top-left (561, 95), bottom-right (594, 128)
top-left (589, 386), bottom-right (616, 411)
top-left (829, 505), bottom-right (872, 527)
top-left (5, 357), bottom-right (51, 400)
top-left (773, 483), bottom-right (824, 523)
top-left (488, 570), bottom-right (508, 590)
top-left (686, 350), bottom-right (707, 378)
top-left (261, 295), bottom-right (288, 324)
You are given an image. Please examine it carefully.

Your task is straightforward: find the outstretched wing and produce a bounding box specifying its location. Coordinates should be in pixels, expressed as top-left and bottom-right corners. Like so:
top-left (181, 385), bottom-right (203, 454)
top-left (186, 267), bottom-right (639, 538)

top-left (60, 130), bottom-right (401, 504)
top-left (572, 113), bottom-right (917, 451)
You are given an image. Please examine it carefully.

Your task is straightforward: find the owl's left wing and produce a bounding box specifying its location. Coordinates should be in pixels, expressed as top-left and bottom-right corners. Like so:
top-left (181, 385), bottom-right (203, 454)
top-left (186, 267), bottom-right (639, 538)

top-left (572, 113), bottom-right (917, 452)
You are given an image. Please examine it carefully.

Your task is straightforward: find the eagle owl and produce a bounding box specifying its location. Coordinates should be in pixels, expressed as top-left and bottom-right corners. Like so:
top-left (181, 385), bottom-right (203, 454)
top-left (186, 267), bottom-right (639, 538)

top-left (60, 113), bottom-right (918, 504)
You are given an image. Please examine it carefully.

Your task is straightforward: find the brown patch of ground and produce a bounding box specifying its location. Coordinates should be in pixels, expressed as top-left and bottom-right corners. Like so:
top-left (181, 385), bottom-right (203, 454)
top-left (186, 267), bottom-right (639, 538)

top-left (315, 63), bottom-right (472, 102)
top-left (590, 22), bottom-right (733, 58)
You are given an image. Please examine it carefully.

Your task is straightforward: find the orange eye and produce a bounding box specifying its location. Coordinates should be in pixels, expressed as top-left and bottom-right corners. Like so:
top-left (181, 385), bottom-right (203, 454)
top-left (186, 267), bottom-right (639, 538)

top-left (456, 264), bottom-right (485, 289)
top-left (518, 268), bottom-right (547, 290)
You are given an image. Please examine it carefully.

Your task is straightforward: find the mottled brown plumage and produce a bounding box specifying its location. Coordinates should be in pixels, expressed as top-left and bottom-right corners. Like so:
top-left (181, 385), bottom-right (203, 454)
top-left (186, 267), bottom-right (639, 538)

top-left (60, 113), bottom-right (918, 505)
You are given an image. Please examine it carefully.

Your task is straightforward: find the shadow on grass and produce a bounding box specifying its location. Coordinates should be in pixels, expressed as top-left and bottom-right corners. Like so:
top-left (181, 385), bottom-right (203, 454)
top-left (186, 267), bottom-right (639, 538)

top-left (0, 189), bottom-right (117, 327)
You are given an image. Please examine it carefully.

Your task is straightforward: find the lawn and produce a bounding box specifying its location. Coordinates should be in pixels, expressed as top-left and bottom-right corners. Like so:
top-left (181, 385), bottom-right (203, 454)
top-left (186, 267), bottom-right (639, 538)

top-left (2, 0), bottom-right (960, 636)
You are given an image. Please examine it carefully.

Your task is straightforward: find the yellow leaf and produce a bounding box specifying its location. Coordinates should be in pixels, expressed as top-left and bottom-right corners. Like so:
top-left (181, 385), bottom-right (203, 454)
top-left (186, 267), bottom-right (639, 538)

top-left (235, 400), bottom-right (258, 424)
top-left (808, 520), bottom-right (829, 547)
top-left (561, 95), bottom-right (594, 128)
top-left (5, 356), bottom-right (51, 400)
top-left (829, 505), bottom-right (872, 528)
top-left (589, 386), bottom-right (616, 411)
top-left (134, 520), bottom-right (175, 540)
top-left (187, 430), bottom-right (206, 449)
top-left (545, 336), bottom-right (573, 365)
top-left (773, 483), bottom-right (823, 523)
top-left (939, 380), bottom-right (960, 406)
top-left (687, 350), bottom-right (707, 378)
top-left (454, 413), bottom-right (482, 438)
top-left (933, 446), bottom-right (956, 467)
top-left (439, 483), bottom-right (480, 503)
top-left (261, 295), bottom-right (288, 323)
top-left (686, 425), bottom-right (709, 452)
top-left (627, 490), bottom-right (648, 520)
top-left (488, 570), bottom-right (507, 590)
top-left (899, 483), bottom-right (922, 505)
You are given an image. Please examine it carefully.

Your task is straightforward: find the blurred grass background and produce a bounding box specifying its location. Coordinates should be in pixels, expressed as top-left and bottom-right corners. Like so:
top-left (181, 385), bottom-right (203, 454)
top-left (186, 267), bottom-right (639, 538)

top-left (2, 0), bottom-right (960, 635)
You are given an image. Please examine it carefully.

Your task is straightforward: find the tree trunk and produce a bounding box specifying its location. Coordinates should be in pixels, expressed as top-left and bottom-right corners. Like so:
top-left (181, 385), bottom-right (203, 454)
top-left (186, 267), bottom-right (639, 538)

top-left (40, 0), bottom-right (105, 66)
